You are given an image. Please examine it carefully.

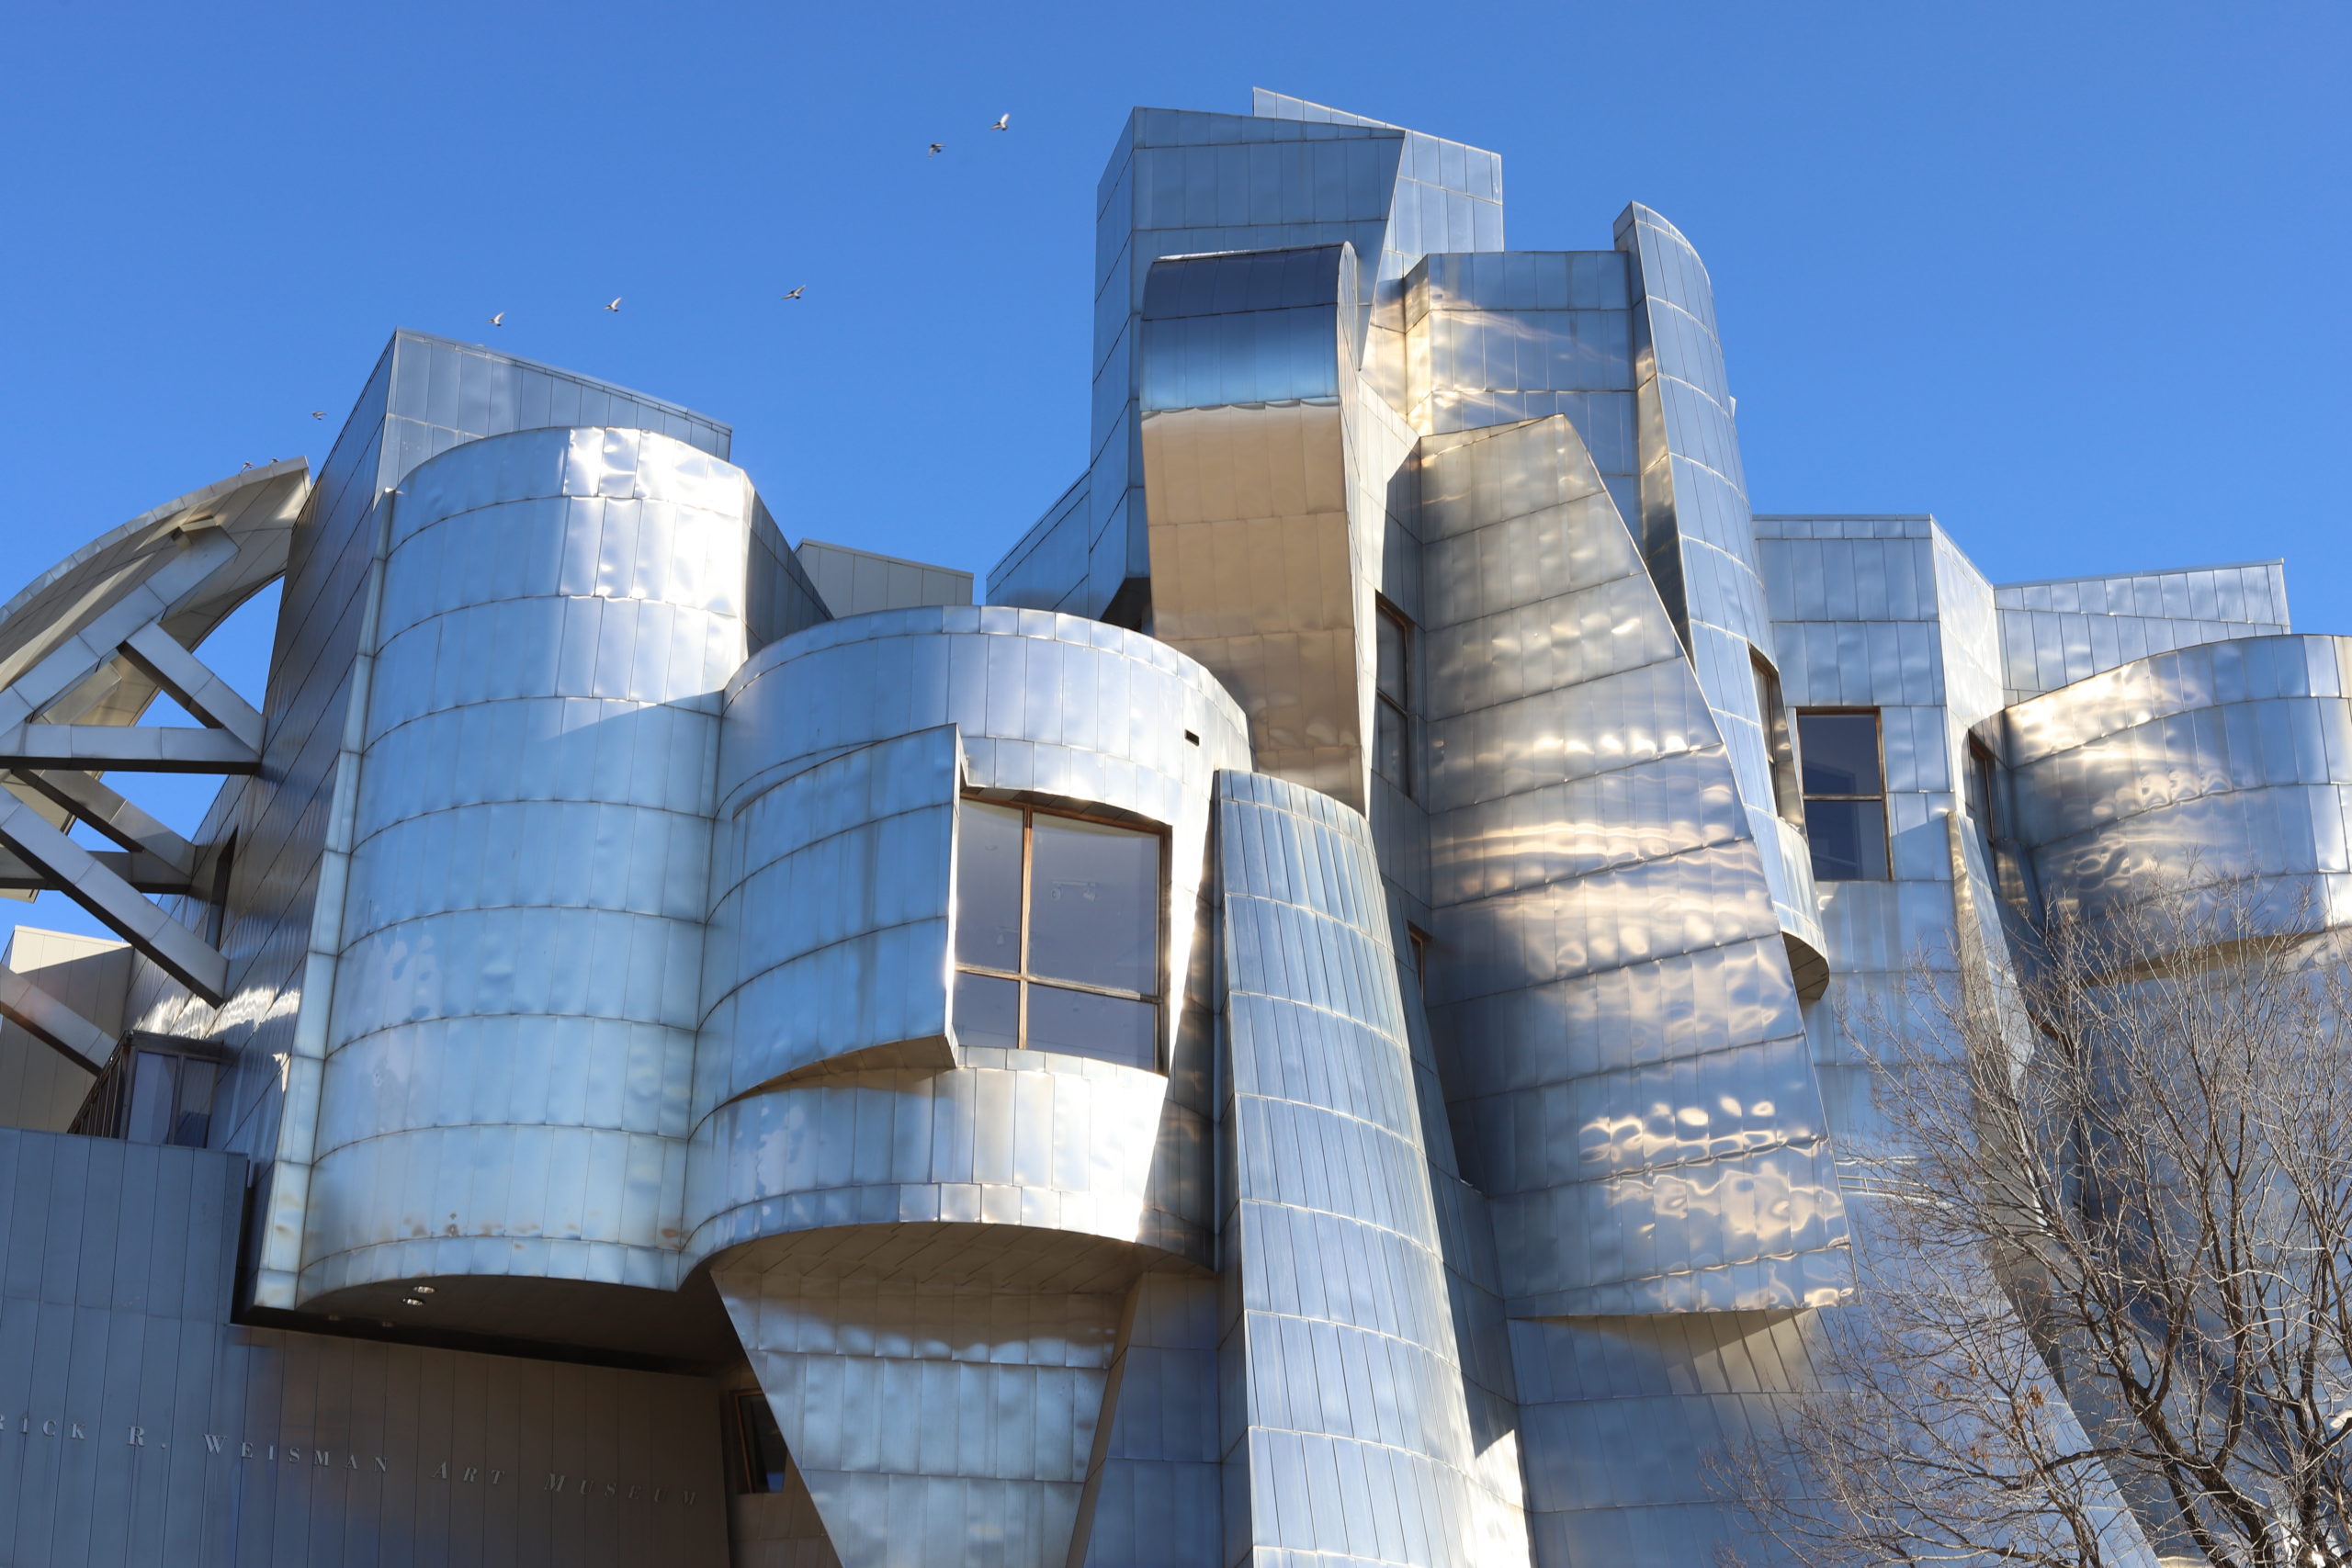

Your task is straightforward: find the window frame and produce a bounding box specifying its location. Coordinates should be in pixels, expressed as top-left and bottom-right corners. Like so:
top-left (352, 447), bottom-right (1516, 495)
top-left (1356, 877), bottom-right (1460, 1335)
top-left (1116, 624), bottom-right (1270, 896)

top-left (1794, 706), bottom-right (1892, 882)
top-left (729, 1389), bottom-right (792, 1495)
top-left (1373, 595), bottom-right (1415, 800)
top-left (1406, 922), bottom-right (1431, 991)
top-left (953, 794), bottom-right (1170, 1070)
top-left (1965, 738), bottom-right (2001, 842)
top-left (1749, 649), bottom-right (1803, 823)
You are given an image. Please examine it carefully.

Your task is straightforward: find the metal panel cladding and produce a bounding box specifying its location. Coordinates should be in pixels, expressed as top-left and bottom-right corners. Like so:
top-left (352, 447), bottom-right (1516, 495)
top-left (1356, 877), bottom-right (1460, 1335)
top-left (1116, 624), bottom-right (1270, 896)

top-left (1415, 414), bottom-right (1849, 1315)
top-left (301, 426), bottom-right (763, 1310)
top-left (1216, 770), bottom-right (1525, 1567)
top-left (2004, 634), bottom-right (2352, 939)
top-left (686, 607), bottom-right (1251, 1271)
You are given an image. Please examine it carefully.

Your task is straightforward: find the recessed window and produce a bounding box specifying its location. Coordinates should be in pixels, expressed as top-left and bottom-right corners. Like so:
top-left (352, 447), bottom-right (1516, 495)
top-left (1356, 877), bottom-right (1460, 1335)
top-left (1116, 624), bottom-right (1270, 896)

top-left (1796, 709), bottom-right (1889, 881)
top-left (730, 1390), bottom-right (791, 1495)
top-left (1750, 651), bottom-right (1802, 822)
top-left (1374, 597), bottom-right (1413, 798)
top-left (1965, 739), bottom-right (1999, 841)
top-left (954, 798), bottom-right (1163, 1070)
top-left (69, 1037), bottom-right (221, 1147)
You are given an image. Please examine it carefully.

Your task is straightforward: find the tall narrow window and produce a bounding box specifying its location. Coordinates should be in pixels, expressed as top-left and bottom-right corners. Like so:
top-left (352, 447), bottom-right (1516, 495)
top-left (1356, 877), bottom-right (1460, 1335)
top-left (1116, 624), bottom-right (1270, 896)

top-left (1750, 650), bottom-right (1801, 821)
top-left (730, 1391), bottom-right (792, 1495)
top-left (1965, 739), bottom-right (2000, 840)
top-left (1796, 709), bottom-right (1890, 880)
top-left (1374, 597), bottom-right (1413, 797)
top-left (203, 832), bottom-right (237, 949)
top-left (954, 798), bottom-right (1163, 1071)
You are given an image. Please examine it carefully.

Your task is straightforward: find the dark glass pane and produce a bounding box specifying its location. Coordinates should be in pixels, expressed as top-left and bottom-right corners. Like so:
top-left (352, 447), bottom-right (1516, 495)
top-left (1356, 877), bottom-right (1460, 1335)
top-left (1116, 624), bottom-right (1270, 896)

top-left (734, 1391), bottom-right (791, 1495)
top-left (172, 1060), bottom-right (217, 1148)
top-left (955, 800), bottom-right (1024, 971)
top-left (1375, 609), bottom-right (1408, 705)
top-left (124, 1052), bottom-right (176, 1145)
top-left (1753, 657), bottom-right (1800, 819)
top-left (953, 971), bottom-right (1021, 1050)
top-left (1967, 744), bottom-right (1998, 837)
top-left (1028, 815), bottom-right (1158, 994)
top-left (1025, 984), bottom-right (1158, 1069)
top-left (1804, 798), bottom-right (1889, 880)
top-left (1798, 712), bottom-right (1883, 796)
top-left (1374, 699), bottom-right (1409, 795)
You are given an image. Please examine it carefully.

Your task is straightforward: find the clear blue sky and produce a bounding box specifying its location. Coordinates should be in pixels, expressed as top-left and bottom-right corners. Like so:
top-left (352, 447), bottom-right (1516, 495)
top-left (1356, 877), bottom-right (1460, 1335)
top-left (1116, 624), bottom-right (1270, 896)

top-left (2, 0), bottom-right (2346, 942)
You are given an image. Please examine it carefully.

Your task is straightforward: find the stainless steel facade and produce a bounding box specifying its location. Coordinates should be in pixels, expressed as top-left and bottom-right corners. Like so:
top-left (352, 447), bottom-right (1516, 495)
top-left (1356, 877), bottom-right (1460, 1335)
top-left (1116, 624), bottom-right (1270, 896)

top-left (0, 87), bottom-right (2323, 1568)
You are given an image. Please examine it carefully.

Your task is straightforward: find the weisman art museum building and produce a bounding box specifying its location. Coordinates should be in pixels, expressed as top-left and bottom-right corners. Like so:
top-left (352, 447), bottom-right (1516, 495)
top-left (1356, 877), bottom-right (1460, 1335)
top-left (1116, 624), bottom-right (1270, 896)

top-left (0, 89), bottom-right (2325, 1566)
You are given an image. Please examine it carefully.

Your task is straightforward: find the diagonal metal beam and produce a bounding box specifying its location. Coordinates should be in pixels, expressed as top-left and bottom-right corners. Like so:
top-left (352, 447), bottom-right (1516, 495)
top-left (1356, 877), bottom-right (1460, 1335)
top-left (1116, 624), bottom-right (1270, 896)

top-left (0, 962), bottom-right (113, 1071)
top-left (0, 846), bottom-right (194, 894)
top-left (0, 725), bottom-right (259, 774)
top-left (118, 621), bottom-right (265, 751)
top-left (0, 529), bottom-right (237, 729)
top-left (10, 769), bottom-right (197, 874)
top-left (0, 794), bottom-right (224, 1003)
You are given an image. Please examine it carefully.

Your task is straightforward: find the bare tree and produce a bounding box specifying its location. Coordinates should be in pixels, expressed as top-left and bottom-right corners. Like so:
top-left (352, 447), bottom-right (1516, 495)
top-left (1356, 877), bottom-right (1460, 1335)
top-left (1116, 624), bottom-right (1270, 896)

top-left (1721, 879), bottom-right (2352, 1568)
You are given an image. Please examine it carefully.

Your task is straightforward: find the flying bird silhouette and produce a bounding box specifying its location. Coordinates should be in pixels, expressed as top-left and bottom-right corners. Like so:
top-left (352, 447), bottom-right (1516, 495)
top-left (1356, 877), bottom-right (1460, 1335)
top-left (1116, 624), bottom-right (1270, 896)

top-left (927, 142), bottom-right (944, 156)
top-left (604, 298), bottom-right (622, 312)
top-left (989, 114), bottom-right (1009, 131)
top-left (490, 310), bottom-right (505, 326)
top-left (311, 411), bottom-right (325, 420)
top-left (782, 287), bottom-right (805, 299)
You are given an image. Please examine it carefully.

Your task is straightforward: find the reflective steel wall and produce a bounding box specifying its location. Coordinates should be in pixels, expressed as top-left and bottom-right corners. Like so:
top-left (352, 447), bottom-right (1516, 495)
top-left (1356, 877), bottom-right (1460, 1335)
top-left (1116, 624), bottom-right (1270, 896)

top-left (0, 1127), bottom-right (729, 1567)
top-left (1416, 415), bottom-right (1848, 1317)
top-left (1995, 560), bottom-right (2290, 705)
top-left (1216, 771), bottom-right (1524, 1568)
top-left (695, 609), bottom-right (1250, 1568)
top-left (301, 425), bottom-right (770, 1335)
top-left (1138, 243), bottom-right (1375, 808)
top-left (96, 331), bottom-right (798, 1315)
top-left (989, 90), bottom-right (1499, 622)
top-left (2003, 634), bottom-right (2352, 938)
top-left (1757, 515), bottom-right (2017, 1145)
top-left (1615, 207), bottom-right (1821, 957)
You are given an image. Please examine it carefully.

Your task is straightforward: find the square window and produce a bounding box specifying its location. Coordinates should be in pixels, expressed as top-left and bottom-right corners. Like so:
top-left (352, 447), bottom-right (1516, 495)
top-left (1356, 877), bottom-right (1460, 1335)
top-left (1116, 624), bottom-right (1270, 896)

top-left (1796, 710), bottom-right (1889, 882)
top-left (952, 798), bottom-right (1165, 1070)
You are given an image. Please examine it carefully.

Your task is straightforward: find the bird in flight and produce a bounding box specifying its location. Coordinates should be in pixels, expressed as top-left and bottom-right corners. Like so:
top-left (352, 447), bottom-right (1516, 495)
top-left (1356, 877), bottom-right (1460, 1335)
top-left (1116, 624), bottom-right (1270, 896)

top-left (989, 114), bottom-right (1009, 131)
top-left (927, 142), bottom-right (944, 156)
top-left (311, 411), bottom-right (325, 420)
top-left (782, 287), bottom-right (805, 300)
top-left (490, 310), bottom-right (505, 326)
top-left (605, 298), bottom-right (622, 312)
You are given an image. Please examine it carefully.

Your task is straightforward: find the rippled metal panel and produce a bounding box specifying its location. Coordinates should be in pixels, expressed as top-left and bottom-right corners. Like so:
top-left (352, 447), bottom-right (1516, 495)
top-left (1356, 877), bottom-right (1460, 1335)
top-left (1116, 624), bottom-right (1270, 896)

top-left (986, 93), bottom-right (1500, 622)
top-left (1216, 770), bottom-right (1522, 1567)
top-left (300, 425), bottom-right (761, 1318)
top-left (700, 724), bottom-right (959, 1098)
top-left (1993, 560), bottom-right (2290, 705)
top-left (1613, 207), bottom-right (1822, 956)
top-left (1140, 244), bottom-right (1374, 810)
top-left (2003, 634), bottom-right (2352, 937)
top-left (717, 1262), bottom-right (1124, 1568)
top-left (699, 615), bottom-right (1249, 1566)
top-left (1417, 414), bottom-right (1849, 1314)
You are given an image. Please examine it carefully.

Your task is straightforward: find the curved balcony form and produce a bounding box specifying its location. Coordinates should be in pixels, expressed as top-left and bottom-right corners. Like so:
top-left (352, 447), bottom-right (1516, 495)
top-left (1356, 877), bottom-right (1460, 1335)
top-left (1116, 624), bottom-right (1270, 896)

top-left (693, 609), bottom-right (1249, 1568)
top-left (2002, 634), bottom-right (2352, 942)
